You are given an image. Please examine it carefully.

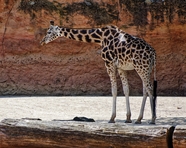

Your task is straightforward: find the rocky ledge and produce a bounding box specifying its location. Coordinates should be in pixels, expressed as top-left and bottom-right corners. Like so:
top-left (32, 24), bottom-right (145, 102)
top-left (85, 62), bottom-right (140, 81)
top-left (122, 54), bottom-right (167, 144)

top-left (0, 118), bottom-right (185, 148)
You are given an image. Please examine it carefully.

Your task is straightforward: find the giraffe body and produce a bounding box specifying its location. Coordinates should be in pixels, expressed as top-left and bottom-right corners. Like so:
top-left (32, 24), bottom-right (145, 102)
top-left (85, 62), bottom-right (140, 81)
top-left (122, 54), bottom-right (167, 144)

top-left (41, 21), bottom-right (157, 124)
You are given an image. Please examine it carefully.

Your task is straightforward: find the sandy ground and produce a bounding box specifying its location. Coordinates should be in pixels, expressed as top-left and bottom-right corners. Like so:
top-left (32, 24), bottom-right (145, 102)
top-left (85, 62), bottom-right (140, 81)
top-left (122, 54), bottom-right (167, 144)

top-left (0, 96), bottom-right (186, 125)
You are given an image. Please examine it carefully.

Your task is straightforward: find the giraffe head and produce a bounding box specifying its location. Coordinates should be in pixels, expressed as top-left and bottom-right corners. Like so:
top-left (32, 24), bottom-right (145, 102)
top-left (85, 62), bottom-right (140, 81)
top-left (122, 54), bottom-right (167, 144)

top-left (40, 21), bottom-right (62, 45)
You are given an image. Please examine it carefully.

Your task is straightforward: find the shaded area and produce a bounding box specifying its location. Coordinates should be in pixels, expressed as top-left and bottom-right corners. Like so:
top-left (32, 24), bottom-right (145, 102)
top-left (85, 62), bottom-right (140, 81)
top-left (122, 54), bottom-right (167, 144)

top-left (18, 0), bottom-right (119, 25)
top-left (120, 0), bottom-right (186, 27)
top-left (156, 117), bottom-right (186, 126)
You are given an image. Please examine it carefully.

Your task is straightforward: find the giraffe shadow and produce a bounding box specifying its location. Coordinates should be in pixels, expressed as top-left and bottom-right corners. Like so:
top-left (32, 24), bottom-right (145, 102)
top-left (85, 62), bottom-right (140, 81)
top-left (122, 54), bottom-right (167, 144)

top-left (97, 117), bottom-right (186, 126)
top-left (156, 117), bottom-right (186, 126)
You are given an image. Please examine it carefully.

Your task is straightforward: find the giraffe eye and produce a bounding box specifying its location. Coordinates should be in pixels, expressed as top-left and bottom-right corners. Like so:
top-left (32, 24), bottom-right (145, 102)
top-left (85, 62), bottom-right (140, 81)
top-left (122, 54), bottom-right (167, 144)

top-left (48, 32), bottom-right (51, 34)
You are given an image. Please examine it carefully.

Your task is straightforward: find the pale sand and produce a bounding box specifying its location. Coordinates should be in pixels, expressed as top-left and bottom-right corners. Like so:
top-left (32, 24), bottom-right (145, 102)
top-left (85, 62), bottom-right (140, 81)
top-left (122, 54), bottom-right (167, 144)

top-left (0, 96), bottom-right (185, 125)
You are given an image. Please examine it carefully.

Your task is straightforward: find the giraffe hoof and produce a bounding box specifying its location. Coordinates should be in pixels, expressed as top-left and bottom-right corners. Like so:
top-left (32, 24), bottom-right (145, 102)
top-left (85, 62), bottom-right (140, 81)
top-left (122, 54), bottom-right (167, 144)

top-left (108, 120), bottom-right (115, 123)
top-left (135, 120), bottom-right (141, 124)
top-left (125, 120), bottom-right (132, 123)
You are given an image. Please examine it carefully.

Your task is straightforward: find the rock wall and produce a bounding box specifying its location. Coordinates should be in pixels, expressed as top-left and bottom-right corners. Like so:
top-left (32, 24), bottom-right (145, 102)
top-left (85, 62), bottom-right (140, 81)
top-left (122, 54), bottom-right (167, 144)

top-left (0, 0), bottom-right (185, 96)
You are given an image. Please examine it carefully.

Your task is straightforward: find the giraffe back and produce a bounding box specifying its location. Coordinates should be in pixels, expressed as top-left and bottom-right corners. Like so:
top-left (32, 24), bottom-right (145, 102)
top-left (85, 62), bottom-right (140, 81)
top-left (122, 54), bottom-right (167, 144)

top-left (101, 27), bottom-right (156, 72)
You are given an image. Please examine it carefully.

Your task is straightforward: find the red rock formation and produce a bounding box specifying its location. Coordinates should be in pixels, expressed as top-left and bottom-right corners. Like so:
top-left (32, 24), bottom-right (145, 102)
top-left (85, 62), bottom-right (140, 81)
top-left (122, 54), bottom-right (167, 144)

top-left (0, 0), bottom-right (185, 96)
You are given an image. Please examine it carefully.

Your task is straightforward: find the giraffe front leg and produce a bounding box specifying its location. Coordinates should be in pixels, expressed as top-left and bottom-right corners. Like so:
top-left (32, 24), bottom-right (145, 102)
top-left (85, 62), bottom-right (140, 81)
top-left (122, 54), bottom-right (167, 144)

top-left (106, 65), bottom-right (117, 123)
top-left (109, 85), bottom-right (117, 123)
top-left (118, 69), bottom-right (132, 123)
top-left (125, 96), bottom-right (132, 123)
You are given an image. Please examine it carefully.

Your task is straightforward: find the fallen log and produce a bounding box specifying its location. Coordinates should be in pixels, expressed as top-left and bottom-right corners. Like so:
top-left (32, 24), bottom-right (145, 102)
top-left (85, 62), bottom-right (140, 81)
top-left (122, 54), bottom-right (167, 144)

top-left (0, 118), bottom-right (182, 148)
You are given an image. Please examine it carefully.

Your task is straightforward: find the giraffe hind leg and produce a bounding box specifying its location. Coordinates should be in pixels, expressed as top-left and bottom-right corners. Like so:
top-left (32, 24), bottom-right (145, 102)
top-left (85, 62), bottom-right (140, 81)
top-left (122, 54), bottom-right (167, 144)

top-left (144, 80), bottom-right (156, 124)
top-left (135, 70), bottom-right (156, 124)
top-left (135, 82), bottom-right (148, 124)
top-left (153, 80), bottom-right (157, 117)
top-left (148, 80), bottom-right (157, 124)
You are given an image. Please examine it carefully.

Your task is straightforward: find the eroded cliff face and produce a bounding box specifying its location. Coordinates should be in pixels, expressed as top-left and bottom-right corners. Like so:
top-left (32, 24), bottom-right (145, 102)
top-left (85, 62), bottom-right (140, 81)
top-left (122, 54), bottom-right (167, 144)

top-left (0, 0), bottom-right (185, 96)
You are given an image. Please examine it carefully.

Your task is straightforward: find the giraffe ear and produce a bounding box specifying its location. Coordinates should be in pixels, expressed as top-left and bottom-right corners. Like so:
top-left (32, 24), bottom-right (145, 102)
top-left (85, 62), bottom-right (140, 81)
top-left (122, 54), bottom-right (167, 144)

top-left (50, 20), bottom-right (54, 25)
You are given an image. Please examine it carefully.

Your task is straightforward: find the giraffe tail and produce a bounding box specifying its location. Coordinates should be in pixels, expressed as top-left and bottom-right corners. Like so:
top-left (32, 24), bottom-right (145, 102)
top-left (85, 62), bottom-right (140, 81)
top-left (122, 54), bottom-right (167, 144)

top-left (153, 53), bottom-right (157, 118)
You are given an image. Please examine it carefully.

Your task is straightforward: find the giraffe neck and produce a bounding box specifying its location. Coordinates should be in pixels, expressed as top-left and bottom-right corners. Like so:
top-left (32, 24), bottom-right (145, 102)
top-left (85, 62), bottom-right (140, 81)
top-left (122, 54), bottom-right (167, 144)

top-left (59, 27), bottom-right (103, 45)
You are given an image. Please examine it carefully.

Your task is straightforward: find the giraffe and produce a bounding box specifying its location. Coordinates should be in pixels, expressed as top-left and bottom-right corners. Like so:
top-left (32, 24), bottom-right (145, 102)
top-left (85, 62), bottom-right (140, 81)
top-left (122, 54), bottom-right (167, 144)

top-left (40, 21), bottom-right (157, 124)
